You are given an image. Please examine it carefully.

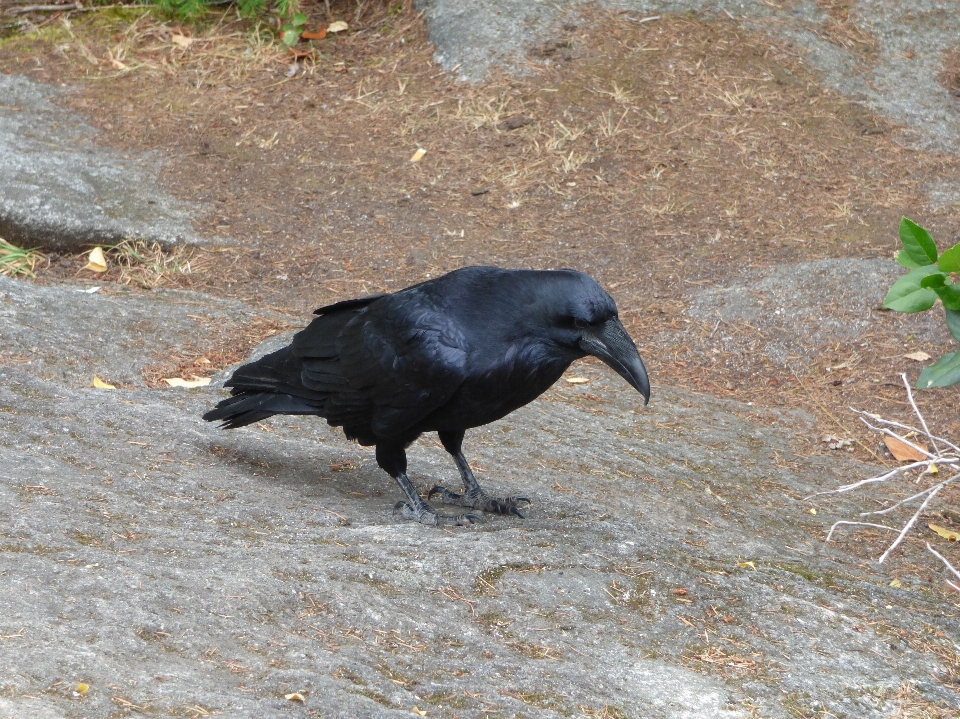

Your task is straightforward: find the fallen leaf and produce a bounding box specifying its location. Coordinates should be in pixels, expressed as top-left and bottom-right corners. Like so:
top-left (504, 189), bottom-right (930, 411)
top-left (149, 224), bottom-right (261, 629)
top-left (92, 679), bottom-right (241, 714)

top-left (929, 523), bottom-right (960, 541)
top-left (93, 375), bottom-right (116, 389)
top-left (889, 578), bottom-right (902, 588)
top-left (327, 20), bottom-right (348, 33)
top-left (163, 377), bottom-right (211, 388)
top-left (409, 148), bottom-right (426, 162)
top-left (412, 708), bottom-right (427, 716)
top-left (285, 692), bottom-right (305, 703)
top-left (301, 28), bottom-right (327, 40)
top-left (928, 463), bottom-right (939, 475)
top-left (738, 561), bottom-right (757, 571)
top-left (883, 435), bottom-right (927, 462)
top-left (904, 351), bottom-right (932, 361)
top-left (564, 376), bottom-right (590, 384)
top-left (85, 247), bottom-right (108, 273)
top-left (808, 507), bottom-right (817, 515)
top-left (73, 683), bottom-right (89, 696)
top-left (171, 33), bottom-right (193, 48)
top-left (672, 588), bottom-right (688, 596)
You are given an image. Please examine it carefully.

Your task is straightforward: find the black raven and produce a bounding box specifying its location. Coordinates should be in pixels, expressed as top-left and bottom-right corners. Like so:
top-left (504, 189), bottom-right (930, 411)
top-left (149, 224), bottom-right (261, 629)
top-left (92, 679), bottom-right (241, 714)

top-left (203, 266), bottom-right (649, 526)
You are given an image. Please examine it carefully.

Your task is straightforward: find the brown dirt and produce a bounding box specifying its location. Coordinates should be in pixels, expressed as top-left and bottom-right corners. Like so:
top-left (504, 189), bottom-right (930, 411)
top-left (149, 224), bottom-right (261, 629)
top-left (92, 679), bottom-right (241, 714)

top-left (3, 0), bottom-right (960, 453)
top-left (813, 0), bottom-right (878, 61)
top-left (940, 46), bottom-right (960, 98)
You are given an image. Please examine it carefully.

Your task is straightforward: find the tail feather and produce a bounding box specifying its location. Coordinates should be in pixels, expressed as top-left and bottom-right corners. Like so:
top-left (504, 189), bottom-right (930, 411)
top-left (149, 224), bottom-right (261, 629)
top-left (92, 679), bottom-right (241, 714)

top-left (204, 301), bottom-right (377, 431)
top-left (202, 391), bottom-right (322, 428)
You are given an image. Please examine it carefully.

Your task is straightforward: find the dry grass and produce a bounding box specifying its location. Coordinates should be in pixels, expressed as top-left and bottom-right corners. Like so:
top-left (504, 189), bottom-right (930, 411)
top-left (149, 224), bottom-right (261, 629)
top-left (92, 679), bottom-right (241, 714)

top-left (814, 0), bottom-right (878, 57)
top-left (889, 683), bottom-right (958, 719)
top-left (0, 237), bottom-right (45, 278)
top-left (4, 2), bottom-right (960, 454)
top-left (96, 240), bottom-right (210, 289)
top-left (939, 46), bottom-right (960, 98)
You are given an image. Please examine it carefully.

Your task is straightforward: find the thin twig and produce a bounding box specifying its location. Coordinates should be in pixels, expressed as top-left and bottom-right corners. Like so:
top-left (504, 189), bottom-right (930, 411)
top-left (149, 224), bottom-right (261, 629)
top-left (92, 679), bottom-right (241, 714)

top-left (850, 408), bottom-right (960, 456)
top-left (878, 486), bottom-right (941, 564)
top-left (4, 2), bottom-right (153, 14)
top-left (860, 482), bottom-right (947, 517)
top-left (818, 398), bottom-right (960, 587)
top-left (708, 317), bottom-right (722, 339)
top-left (861, 474), bottom-right (958, 516)
top-left (926, 543), bottom-right (960, 584)
top-left (803, 460), bottom-right (930, 500)
top-left (825, 520), bottom-right (898, 542)
top-left (858, 419), bottom-right (941, 461)
top-left (902, 373), bottom-right (941, 456)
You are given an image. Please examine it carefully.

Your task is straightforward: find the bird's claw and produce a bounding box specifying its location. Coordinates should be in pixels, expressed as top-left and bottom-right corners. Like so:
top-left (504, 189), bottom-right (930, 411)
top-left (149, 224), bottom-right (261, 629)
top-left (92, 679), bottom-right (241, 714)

top-left (428, 485), bottom-right (459, 502)
top-left (428, 485), bottom-right (531, 518)
top-left (393, 501), bottom-right (480, 527)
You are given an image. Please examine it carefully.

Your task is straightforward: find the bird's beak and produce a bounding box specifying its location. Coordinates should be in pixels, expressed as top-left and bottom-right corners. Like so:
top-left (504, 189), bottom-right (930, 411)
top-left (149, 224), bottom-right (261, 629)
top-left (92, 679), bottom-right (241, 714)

top-left (579, 317), bottom-right (650, 405)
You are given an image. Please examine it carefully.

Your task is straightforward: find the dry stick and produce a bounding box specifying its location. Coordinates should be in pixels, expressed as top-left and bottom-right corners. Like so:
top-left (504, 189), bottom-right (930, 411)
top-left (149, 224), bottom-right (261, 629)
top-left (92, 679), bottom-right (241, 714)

top-left (878, 485), bottom-right (941, 564)
top-left (789, 364), bottom-right (887, 465)
top-left (857, 419), bottom-right (943, 460)
top-left (814, 398), bottom-right (960, 578)
top-left (5, 2), bottom-right (153, 14)
top-left (926, 543), bottom-right (960, 593)
top-left (825, 520), bottom-right (898, 543)
top-left (863, 473), bottom-right (959, 516)
top-left (901, 373), bottom-right (941, 455)
top-left (803, 460), bottom-right (927, 500)
top-left (850, 409), bottom-right (960, 457)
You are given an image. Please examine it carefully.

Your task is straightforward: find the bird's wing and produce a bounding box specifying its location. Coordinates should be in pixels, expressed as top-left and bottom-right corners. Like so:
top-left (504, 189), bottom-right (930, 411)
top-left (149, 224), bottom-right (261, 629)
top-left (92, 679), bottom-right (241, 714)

top-left (311, 293), bottom-right (388, 316)
top-left (333, 292), bottom-right (469, 438)
top-left (293, 296), bottom-right (381, 427)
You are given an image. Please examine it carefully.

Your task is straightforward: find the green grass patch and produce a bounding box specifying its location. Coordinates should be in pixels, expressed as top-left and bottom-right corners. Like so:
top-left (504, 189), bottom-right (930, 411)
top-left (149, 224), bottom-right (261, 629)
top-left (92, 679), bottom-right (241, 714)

top-left (0, 238), bottom-right (44, 279)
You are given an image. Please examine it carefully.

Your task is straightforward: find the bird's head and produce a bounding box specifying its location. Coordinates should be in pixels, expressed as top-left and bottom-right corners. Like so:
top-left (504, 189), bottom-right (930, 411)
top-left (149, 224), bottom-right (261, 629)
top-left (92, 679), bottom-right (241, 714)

top-left (536, 270), bottom-right (650, 405)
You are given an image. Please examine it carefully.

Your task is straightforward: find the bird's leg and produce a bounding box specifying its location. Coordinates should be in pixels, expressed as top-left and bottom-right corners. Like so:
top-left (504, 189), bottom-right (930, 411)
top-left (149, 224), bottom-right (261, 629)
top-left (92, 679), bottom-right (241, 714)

top-left (429, 430), bottom-right (531, 517)
top-left (375, 442), bottom-right (479, 527)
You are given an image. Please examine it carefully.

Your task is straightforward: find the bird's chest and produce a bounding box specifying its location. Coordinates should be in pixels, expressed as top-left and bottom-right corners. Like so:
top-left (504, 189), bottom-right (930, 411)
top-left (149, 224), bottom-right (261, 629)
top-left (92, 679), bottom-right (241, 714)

top-left (426, 352), bottom-right (571, 430)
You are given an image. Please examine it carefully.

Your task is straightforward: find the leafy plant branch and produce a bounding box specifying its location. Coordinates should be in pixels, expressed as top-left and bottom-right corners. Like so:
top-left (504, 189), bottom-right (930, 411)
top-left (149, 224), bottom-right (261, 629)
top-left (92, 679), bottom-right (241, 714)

top-left (883, 217), bottom-right (960, 388)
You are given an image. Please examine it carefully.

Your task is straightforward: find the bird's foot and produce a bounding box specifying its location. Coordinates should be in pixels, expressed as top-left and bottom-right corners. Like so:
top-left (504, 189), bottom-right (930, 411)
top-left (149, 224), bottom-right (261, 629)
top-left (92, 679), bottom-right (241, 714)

top-left (393, 501), bottom-right (480, 527)
top-left (428, 485), bottom-right (531, 518)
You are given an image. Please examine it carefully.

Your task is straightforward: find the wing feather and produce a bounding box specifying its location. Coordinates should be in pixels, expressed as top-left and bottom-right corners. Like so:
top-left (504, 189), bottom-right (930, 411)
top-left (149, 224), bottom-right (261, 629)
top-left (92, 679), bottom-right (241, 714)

top-left (335, 290), bottom-right (469, 438)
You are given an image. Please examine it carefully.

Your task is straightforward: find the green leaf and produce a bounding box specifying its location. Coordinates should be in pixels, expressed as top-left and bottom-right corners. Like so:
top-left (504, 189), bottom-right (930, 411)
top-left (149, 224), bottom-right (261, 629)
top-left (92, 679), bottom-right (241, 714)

top-left (896, 250), bottom-right (922, 269)
top-left (883, 265), bottom-right (942, 313)
top-left (920, 274), bottom-right (960, 311)
top-left (934, 286), bottom-right (960, 312)
top-left (939, 243), bottom-right (960, 273)
top-left (920, 273), bottom-right (947, 288)
top-left (886, 288), bottom-right (938, 313)
top-left (281, 28), bottom-right (300, 46)
top-left (292, 12), bottom-right (307, 27)
top-left (917, 351), bottom-right (960, 389)
top-left (946, 309), bottom-right (960, 343)
top-left (899, 217), bottom-right (938, 266)
top-left (236, 0), bottom-right (262, 17)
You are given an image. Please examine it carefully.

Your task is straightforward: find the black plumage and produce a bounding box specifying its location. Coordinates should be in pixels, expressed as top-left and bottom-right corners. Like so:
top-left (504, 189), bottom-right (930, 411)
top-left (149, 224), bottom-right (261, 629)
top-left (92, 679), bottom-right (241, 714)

top-left (203, 266), bottom-right (649, 525)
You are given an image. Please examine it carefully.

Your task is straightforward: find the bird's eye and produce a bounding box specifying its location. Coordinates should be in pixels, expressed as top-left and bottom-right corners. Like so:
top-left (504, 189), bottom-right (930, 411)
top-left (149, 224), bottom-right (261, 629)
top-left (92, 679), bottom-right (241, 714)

top-left (573, 318), bottom-right (589, 329)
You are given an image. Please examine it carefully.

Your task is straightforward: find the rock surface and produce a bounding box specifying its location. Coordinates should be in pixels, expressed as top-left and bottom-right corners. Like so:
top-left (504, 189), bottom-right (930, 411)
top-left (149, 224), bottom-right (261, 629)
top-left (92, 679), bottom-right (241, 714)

top-left (2, 0), bottom-right (960, 716)
top-left (678, 258), bottom-right (945, 368)
top-left (0, 74), bottom-right (207, 251)
top-left (1, 275), bottom-right (957, 718)
top-left (417, 0), bottom-right (960, 152)
top-left (0, 275), bottom-right (270, 389)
